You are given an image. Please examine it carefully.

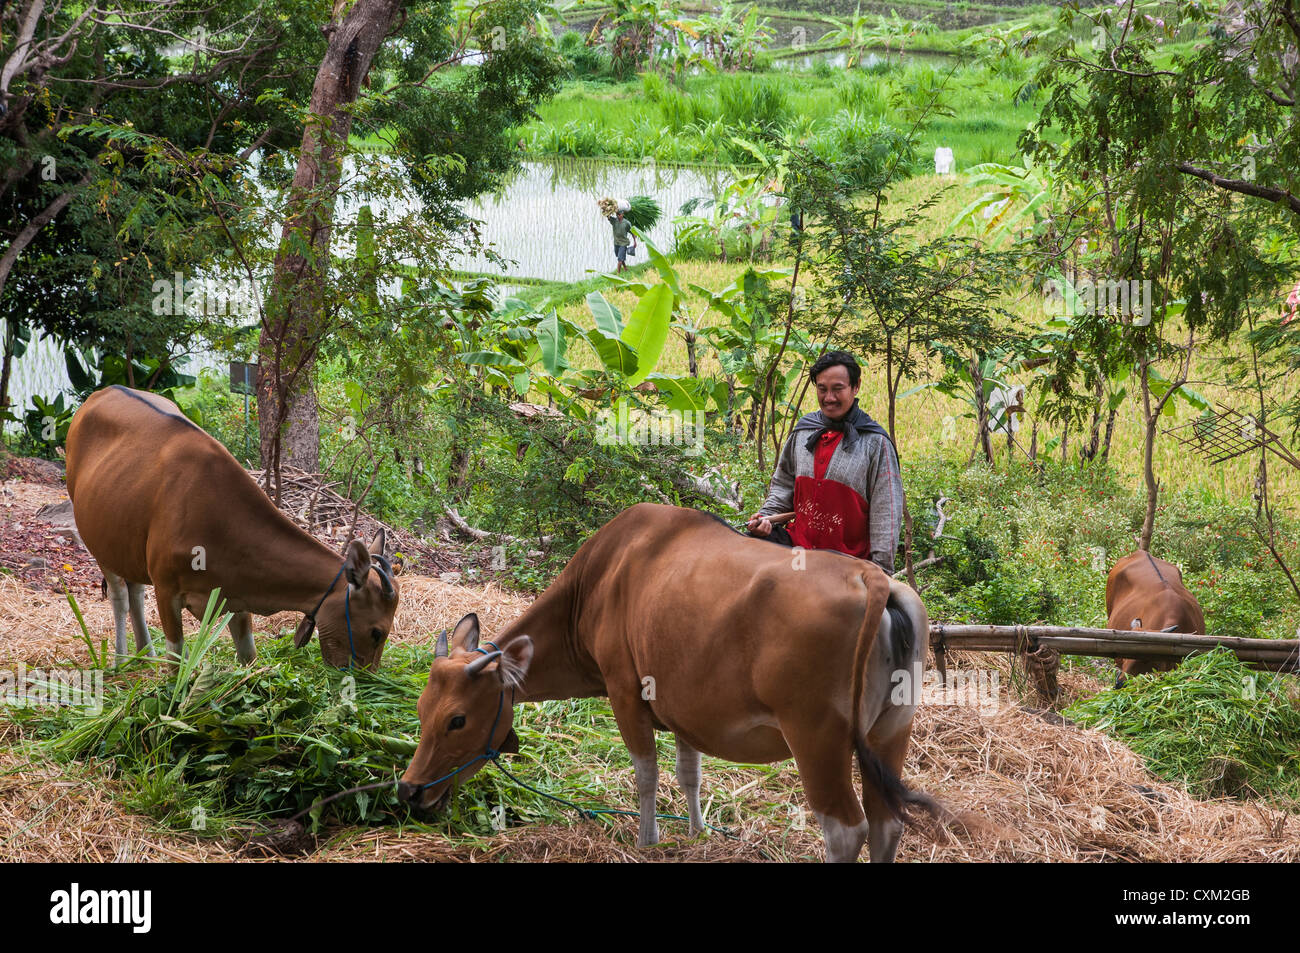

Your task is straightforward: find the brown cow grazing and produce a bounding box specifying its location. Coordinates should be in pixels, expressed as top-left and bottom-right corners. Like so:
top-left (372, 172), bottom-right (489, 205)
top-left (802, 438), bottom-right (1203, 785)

top-left (1107, 550), bottom-right (1205, 687)
top-left (396, 503), bottom-right (940, 863)
top-left (65, 386), bottom-right (400, 668)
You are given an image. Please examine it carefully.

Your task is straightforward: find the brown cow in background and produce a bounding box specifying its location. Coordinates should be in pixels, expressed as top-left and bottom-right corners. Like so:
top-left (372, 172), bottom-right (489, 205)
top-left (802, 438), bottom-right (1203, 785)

top-left (1107, 551), bottom-right (1206, 687)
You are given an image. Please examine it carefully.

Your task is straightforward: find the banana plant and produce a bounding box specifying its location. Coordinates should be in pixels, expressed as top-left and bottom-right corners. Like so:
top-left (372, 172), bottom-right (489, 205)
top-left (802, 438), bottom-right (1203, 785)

top-left (609, 235), bottom-right (709, 382)
top-left (458, 272), bottom-right (704, 415)
top-left (679, 3), bottom-right (774, 70)
top-left (675, 161), bottom-right (784, 262)
top-left (662, 26), bottom-right (716, 84)
top-left (691, 265), bottom-right (802, 433)
top-left (945, 158), bottom-right (1058, 245)
top-left (820, 5), bottom-right (876, 69)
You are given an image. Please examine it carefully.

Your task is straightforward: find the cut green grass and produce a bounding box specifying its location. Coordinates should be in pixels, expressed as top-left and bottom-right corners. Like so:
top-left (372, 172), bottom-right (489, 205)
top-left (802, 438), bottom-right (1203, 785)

top-left (1066, 648), bottom-right (1300, 804)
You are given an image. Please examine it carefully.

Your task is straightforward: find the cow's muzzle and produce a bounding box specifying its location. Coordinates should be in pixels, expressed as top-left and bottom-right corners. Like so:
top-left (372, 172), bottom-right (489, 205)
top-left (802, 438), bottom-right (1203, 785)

top-left (396, 780), bottom-right (451, 813)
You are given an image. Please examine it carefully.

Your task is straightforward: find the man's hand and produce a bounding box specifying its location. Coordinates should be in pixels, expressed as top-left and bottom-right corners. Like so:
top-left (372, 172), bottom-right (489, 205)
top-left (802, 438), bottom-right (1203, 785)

top-left (746, 511), bottom-right (772, 537)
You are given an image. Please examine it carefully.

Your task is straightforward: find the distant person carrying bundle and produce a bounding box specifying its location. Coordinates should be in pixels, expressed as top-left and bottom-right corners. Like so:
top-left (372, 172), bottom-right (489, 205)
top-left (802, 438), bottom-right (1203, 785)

top-left (597, 195), bottom-right (661, 272)
top-left (609, 206), bottom-right (636, 273)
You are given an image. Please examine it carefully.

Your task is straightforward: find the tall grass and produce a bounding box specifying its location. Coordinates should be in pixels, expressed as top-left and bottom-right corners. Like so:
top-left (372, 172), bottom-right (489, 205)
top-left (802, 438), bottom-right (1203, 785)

top-left (519, 54), bottom-right (1046, 169)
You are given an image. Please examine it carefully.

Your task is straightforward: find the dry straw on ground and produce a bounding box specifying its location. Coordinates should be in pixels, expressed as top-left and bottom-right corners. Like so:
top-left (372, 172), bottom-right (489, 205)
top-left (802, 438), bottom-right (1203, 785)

top-left (1, 576), bottom-right (1296, 862)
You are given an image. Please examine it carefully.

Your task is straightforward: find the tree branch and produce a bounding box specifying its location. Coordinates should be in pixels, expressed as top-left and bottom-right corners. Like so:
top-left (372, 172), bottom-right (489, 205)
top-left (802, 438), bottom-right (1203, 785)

top-left (1175, 160), bottom-right (1300, 215)
top-left (0, 168), bottom-right (91, 296)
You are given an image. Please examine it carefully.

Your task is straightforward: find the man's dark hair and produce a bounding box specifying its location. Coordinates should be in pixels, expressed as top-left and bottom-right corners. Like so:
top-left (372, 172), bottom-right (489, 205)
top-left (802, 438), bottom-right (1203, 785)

top-left (810, 350), bottom-right (861, 388)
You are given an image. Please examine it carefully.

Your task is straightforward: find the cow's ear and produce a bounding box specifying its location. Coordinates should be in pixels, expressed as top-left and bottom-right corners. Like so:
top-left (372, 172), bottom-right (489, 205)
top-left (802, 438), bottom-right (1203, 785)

top-left (501, 728), bottom-right (520, 754)
top-left (368, 528), bottom-right (386, 557)
top-left (451, 612), bottom-right (480, 653)
top-left (344, 538), bottom-right (372, 589)
top-left (499, 635), bottom-right (534, 688)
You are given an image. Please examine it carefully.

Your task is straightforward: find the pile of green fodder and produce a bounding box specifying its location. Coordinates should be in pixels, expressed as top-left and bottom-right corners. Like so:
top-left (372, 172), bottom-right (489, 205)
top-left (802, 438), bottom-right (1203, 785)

top-left (1065, 647), bottom-right (1300, 805)
top-left (8, 596), bottom-right (656, 839)
top-left (9, 611), bottom-right (431, 832)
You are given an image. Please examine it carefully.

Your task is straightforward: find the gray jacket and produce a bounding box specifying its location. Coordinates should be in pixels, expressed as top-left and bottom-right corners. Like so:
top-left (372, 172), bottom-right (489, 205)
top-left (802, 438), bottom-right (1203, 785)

top-left (759, 404), bottom-right (904, 573)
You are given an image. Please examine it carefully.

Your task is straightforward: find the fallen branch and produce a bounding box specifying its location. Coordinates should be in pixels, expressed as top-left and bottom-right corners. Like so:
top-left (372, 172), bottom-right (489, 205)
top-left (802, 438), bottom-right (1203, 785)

top-left (443, 506), bottom-right (553, 548)
top-left (893, 554), bottom-right (944, 579)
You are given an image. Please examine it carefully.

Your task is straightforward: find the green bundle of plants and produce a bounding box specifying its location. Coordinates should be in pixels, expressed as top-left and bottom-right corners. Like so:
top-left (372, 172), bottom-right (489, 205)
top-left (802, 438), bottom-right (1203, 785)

top-left (1065, 647), bottom-right (1300, 803)
top-left (12, 595), bottom-right (430, 831)
top-left (624, 195), bottom-right (662, 230)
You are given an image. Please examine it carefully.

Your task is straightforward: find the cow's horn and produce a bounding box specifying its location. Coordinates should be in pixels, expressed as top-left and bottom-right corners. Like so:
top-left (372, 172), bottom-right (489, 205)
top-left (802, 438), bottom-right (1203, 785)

top-left (464, 650), bottom-right (502, 677)
top-left (435, 629), bottom-right (449, 658)
top-left (372, 555), bottom-right (396, 600)
top-left (294, 616), bottom-right (317, 648)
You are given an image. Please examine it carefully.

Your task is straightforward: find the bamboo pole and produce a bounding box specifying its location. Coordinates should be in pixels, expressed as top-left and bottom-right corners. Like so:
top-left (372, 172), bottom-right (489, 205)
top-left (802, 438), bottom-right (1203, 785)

top-left (928, 623), bottom-right (1300, 674)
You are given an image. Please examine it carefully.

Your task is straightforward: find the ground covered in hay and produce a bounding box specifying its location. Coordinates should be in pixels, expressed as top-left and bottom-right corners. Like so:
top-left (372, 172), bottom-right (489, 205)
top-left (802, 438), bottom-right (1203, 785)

top-left (2, 555), bottom-right (1297, 862)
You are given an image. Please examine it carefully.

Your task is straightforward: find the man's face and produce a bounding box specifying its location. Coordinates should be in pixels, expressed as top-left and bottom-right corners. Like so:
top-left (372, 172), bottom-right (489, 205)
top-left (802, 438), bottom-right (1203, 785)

top-left (814, 364), bottom-right (858, 420)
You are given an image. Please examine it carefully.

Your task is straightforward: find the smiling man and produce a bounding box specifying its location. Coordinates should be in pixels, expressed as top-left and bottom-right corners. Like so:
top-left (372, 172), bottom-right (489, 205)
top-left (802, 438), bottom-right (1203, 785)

top-left (747, 351), bottom-right (904, 574)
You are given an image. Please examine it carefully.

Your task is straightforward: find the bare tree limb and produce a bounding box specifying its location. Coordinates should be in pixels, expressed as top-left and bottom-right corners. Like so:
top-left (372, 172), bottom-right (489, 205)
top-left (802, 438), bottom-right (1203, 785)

top-left (1175, 160), bottom-right (1300, 215)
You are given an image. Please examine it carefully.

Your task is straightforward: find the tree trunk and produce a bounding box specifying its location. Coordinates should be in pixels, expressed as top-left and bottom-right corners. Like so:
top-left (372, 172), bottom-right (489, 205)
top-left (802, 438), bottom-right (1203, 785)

top-left (1082, 376), bottom-right (1103, 460)
top-left (969, 355), bottom-right (993, 464)
top-left (258, 0), bottom-right (404, 478)
top-left (0, 172), bottom-right (91, 307)
top-left (1139, 360), bottom-right (1158, 552)
top-left (886, 333), bottom-right (896, 441)
top-left (901, 500), bottom-right (917, 591)
top-left (0, 324), bottom-right (15, 419)
top-left (1100, 405), bottom-right (1118, 466)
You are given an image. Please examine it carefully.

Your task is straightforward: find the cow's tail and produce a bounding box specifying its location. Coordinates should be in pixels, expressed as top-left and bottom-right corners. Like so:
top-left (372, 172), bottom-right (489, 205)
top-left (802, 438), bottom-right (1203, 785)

top-left (850, 576), bottom-right (943, 825)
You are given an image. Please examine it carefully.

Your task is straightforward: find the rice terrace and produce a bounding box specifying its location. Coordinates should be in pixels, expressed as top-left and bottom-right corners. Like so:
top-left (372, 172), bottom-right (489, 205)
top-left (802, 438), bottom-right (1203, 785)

top-left (3, 0), bottom-right (1300, 872)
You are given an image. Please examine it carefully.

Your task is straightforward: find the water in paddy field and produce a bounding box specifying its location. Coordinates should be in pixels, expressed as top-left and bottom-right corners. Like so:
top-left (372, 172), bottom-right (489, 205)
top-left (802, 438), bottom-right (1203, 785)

top-left (2, 158), bottom-right (725, 425)
top-left (453, 158), bottom-right (727, 283)
top-left (771, 48), bottom-right (954, 70)
top-left (2, 323), bottom-right (69, 422)
top-left (0, 322), bottom-right (222, 433)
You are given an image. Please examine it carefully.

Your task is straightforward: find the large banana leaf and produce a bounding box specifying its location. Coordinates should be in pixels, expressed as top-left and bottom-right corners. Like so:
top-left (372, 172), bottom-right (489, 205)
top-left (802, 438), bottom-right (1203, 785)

top-left (535, 309), bottom-right (569, 376)
top-left (586, 291), bottom-right (624, 339)
top-left (583, 327), bottom-right (639, 378)
top-left (621, 283), bottom-right (673, 387)
top-left (645, 373), bottom-right (708, 412)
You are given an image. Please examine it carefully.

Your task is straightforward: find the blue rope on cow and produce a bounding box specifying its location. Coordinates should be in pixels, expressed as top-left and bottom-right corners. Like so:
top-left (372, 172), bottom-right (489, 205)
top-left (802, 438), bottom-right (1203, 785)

top-left (302, 562), bottom-right (360, 667)
top-left (418, 688), bottom-right (508, 790)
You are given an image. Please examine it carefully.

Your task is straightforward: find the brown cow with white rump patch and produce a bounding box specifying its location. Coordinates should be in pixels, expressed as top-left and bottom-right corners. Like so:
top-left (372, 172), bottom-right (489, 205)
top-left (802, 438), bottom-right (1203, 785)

top-left (65, 385), bottom-right (399, 668)
top-left (1107, 550), bottom-right (1205, 687)
top-left (397, 503), bottom-right (939, 863)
